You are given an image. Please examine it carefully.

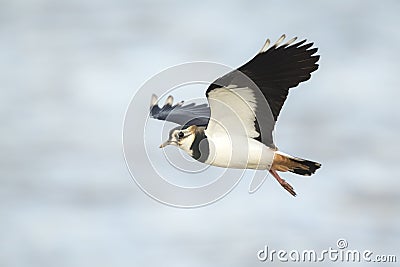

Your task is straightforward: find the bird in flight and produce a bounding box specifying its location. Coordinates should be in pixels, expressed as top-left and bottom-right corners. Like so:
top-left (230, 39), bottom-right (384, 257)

top-left (150, 34), bottom-right (321, 196)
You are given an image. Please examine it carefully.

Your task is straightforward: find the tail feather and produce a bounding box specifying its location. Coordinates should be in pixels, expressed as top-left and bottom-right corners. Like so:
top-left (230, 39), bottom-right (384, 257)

top-left (272, 152), bottom-right (321, 176)
top-left (288, 157), bottom-right (321, 176)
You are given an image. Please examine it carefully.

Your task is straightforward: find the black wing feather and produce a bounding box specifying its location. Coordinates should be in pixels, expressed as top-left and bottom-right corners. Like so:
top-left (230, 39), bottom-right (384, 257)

top-left (207, 37), bottom-right (319, 122)
top-left (150, 96), bottom-right (210, 128)
top-left (237, 39), bottom-right (319, 121)
top-left (205, 35), bottom-right (319, 147)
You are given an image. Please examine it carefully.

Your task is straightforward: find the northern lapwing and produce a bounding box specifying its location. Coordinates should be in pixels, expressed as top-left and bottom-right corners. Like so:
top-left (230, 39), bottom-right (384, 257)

top-left (150, 35), bottom-right (321, 196)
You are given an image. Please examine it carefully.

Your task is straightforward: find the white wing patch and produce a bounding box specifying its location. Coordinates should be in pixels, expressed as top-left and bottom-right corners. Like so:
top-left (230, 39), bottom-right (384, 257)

top-left (206, 85), bottom-right (259, 139)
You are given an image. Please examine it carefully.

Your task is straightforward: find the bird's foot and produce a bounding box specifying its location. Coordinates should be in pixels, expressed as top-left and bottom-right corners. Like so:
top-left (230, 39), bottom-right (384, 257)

top-left (269, 169), bottom-right (297, 197)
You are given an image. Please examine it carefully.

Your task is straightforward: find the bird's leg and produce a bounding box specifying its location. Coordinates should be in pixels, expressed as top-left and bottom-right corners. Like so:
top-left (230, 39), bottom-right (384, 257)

top-left (269, 169), bottom-right (297, 197)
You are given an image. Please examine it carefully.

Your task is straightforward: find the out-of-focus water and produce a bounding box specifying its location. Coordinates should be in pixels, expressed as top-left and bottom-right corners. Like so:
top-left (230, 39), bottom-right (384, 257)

top-left (1, 1), bottom-right (399, 266)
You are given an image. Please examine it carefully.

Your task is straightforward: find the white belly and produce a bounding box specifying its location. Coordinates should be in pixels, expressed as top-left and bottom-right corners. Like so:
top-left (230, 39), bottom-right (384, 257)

top-left (204, 133), bottom-right (275, 170)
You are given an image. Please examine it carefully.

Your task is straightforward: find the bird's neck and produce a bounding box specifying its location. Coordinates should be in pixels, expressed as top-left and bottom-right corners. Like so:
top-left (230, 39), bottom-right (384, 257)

top-left (190, 126), bottom-right (208, 161)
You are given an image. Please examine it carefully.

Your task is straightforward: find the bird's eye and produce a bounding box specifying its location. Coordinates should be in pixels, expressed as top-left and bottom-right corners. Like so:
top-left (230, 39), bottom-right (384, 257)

top-left (178, 132), bottom-right (184, 139)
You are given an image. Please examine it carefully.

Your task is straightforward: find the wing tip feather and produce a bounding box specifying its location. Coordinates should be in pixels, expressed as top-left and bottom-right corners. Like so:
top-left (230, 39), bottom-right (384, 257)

top-left (273, 34), bottom-right (286, 47)
top-left (259, 38), bottom-right (271, 53)
top-left (150, 94), bottom-right (158, 107)
top-left (165, 95), bottom-right (174, 106)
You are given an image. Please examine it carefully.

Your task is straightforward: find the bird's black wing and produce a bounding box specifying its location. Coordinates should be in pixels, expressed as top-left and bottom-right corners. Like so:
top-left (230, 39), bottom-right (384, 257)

top-left (150, 94), bottom-right (210, 128)
top-left (237, 35), bottom-right (319, 121)
top-left (205, 35), bottom-right (319, 148)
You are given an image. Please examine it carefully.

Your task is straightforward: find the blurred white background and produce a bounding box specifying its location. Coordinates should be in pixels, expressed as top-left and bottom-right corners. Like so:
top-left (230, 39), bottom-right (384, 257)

top-left (1, 0), bottom-right (399, 266)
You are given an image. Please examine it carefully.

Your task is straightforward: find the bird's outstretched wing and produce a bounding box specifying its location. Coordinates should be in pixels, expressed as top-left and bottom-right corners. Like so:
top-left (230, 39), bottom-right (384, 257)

top-left (206, 35), bottom-right (319, 148)
top-left (149, 94), bottom-right (210, 128)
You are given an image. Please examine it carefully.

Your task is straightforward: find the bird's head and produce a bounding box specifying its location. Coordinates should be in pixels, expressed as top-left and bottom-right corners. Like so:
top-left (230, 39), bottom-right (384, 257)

top-left (160, 125), bottom-right (197, 155)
